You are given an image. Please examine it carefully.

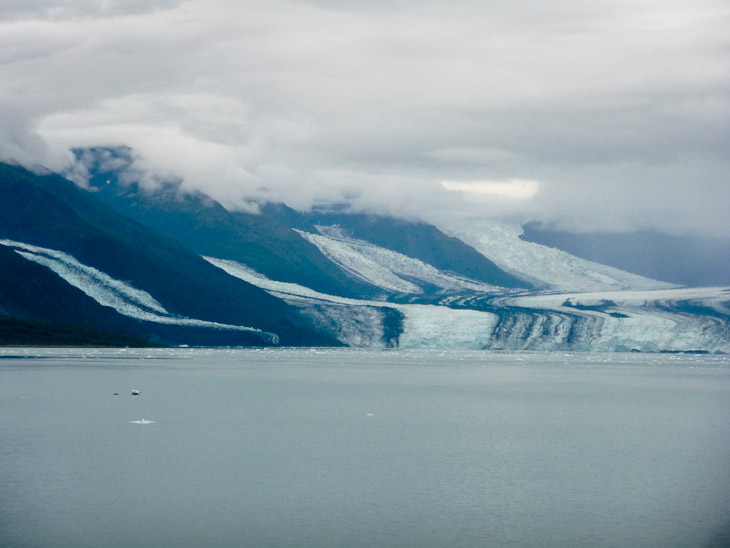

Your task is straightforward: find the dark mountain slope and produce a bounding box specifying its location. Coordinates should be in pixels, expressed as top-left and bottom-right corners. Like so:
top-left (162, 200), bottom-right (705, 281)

top-left (0, 162), bottom-right (338, 346)
top-left (77, 147), bottom-right (376, 298)
top-left (0, 243), bottom-right (276, 347)
top-left (0, 243), bottom-right (142, 334)
top-left (307, 212), bottom-right (531, 289)
top-left (0, 316), bottom-right (153, 347)
top-left (522, 223), bottom-right (730, 287)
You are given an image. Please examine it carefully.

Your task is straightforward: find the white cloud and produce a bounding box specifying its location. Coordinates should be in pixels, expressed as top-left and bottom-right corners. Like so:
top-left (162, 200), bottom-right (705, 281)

top-left (1, 0), bottom-right (729, 237)
top-left (442, 179), bottom-right (539, 199)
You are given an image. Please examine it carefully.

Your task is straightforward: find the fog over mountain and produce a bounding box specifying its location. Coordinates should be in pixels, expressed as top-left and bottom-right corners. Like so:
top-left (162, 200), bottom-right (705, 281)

top-left (1, 0), bottom-right (729, 237)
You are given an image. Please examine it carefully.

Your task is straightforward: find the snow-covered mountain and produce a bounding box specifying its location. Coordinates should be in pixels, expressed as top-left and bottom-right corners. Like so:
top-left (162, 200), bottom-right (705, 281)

top-left (441, 220), bottom-right (675, 292)
top-left (2, 155), bottom-right (728, 352)
top-left (521, 222), bottom-right (730, 287)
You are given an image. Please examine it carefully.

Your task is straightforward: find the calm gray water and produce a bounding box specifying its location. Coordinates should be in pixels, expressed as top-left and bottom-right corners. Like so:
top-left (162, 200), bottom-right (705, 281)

top-left (1, 348), bottom-right (729, 548)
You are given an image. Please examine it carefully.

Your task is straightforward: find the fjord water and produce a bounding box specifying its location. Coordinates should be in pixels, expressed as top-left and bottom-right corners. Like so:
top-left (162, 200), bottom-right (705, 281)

top-left (1, 349), bottom-right (729, 548)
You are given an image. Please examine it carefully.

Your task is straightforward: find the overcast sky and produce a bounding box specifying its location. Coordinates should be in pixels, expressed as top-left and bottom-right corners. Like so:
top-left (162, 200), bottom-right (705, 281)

top-left (1, 0), bottom-right (729, 236)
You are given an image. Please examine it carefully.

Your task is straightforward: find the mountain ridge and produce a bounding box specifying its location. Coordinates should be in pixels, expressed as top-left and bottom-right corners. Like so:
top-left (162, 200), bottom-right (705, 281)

top-left (0, 162), bottom-right (340, 346)
top-left (521, 222), bottom-right (730, 287)
top-left (1, 155), bottom-right (728, 351)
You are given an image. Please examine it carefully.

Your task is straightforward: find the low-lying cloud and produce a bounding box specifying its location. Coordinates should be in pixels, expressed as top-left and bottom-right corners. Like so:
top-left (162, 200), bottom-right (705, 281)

top-left (1, 0), bottom-right (729, 236)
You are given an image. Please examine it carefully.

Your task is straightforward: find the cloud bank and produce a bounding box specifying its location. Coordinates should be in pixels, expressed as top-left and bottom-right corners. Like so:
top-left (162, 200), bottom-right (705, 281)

top-left (1, 0), bottom-right (729, 236)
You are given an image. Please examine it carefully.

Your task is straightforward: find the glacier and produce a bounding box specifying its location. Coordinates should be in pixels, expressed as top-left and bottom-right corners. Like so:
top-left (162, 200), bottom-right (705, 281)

top-left (206, 256), bottom-right (499, 349)
top-left (497, 287), bottom-right (730, 353)
top-left (440, 220), bottom-right (675, 292)
top-left (3, 230), bottom-right (727, 351)
top-left (204, 256), bottom-right (730, 353)
top-left (2, 239), bottom-right (278, 344)
top-left (297, 227), bottom-right (502, 294)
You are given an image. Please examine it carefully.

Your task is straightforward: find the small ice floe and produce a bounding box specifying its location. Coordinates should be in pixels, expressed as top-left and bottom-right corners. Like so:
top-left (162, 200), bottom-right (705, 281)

top-left (130, 419), bottom-right (155, 424)
top-left (131, 390), bottom-right (141, 396)
top-left (366, 413), bottom-right (374, 416)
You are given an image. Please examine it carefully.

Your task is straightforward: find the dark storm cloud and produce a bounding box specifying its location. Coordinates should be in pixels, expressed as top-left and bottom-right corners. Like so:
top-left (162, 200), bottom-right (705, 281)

top-left (1, 0), bottom-right (729, 236)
